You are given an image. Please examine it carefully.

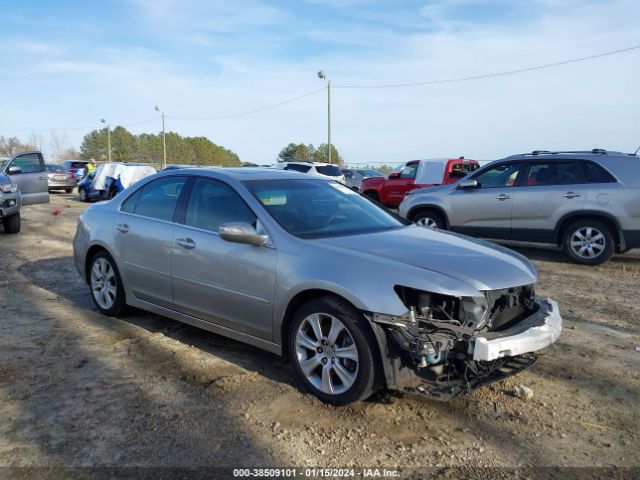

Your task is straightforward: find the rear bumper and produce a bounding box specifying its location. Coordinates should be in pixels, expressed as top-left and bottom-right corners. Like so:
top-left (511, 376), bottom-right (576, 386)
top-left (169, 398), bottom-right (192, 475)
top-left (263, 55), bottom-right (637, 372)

top-left (473, 299), bottom-right (562, 361)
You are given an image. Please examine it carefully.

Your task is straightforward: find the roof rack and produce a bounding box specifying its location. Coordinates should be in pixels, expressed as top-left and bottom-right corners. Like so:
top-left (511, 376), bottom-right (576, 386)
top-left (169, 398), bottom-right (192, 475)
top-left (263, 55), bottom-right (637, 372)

top-left (509, 149), bottom-right (610, 158)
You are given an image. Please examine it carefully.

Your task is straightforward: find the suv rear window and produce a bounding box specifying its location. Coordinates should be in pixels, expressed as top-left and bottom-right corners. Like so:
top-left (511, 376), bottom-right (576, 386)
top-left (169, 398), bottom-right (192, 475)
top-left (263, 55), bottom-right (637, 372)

top-left (581, 161), bottom-right (617, 183)
top-left (315, 165), bottom-right (342, 176)
top-left (46, 165), bottom-right (66, 172)
top-left (284, 164), bottom-right (311, 173)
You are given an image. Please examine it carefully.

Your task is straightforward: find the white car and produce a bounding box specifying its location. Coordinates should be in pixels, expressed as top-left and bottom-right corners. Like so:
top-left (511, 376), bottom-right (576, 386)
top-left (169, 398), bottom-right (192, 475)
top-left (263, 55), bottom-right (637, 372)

top-left (275, 161), bottom-right (346, 184)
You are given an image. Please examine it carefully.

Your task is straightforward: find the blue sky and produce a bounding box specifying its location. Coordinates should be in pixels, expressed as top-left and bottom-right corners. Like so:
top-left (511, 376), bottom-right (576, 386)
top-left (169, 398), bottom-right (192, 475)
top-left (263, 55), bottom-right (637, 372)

top-left (1, 0), bottom-right (639, 163)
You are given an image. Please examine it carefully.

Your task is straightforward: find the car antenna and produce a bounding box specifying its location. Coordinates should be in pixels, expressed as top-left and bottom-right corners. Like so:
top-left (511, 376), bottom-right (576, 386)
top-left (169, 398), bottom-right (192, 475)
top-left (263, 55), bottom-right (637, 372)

top-left (634, 145), bottom-right (640, 156)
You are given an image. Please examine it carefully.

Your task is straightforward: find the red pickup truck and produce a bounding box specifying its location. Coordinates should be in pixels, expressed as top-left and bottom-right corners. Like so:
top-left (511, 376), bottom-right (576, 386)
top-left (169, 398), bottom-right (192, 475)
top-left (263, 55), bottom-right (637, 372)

top-left (360, 157), bottom-right (480, 208)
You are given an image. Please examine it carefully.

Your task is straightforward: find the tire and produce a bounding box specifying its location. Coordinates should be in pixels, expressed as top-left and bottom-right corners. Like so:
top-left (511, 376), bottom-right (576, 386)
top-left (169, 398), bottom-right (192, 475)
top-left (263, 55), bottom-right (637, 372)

top-left (2, 213), bottom-right (21, 234)
top-left (88, 251), bottom-right (128, 316)
top-left (562, 219), bottom-right (615, 265)
top-left (288, 296), bottom-right (380, 405)
top-left (65, 188), bottom-right (73, 194)
top-left (412, 209), bottom-right (445, 229)
top-left (363, 191), bottom-right (379, 202)
top-left (78, 188), bottom-right (87, 202)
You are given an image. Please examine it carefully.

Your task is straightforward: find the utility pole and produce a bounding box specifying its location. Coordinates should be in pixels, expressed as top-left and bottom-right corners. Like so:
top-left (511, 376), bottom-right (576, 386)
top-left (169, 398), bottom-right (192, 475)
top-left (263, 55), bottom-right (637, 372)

top-left (155, 106), bottom-right (167, 168)
top-left (100, 118), bottom-right (111, 162)
top-left (318, 71), bottom-right (332, 164)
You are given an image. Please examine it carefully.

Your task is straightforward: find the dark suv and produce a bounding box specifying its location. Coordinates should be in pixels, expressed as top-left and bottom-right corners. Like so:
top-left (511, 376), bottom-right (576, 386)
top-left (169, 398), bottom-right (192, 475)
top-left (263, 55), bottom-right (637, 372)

top-left (398, 149), bottom-right (640, 265)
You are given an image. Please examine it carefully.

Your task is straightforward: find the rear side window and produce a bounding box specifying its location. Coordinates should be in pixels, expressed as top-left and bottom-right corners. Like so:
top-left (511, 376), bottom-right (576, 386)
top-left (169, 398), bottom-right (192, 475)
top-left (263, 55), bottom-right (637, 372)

top-left (184, 178), bottom-right (255, 232)
top-left (316, 165), bottom-right (342, 176)
top-left (581, 161), bottom-right (617, 183)
top-left (284, 164), bottom-right (311, 173)
top-left (121, 176), bottom-right (187, 222)
top-left (525, 161), bottom-right (582, 186)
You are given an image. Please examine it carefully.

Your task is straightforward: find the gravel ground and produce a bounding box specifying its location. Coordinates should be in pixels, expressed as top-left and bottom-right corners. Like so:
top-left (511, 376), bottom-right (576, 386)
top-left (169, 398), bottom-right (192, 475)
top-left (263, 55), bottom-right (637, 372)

top-left (0, 194), bottom-right (638, 478)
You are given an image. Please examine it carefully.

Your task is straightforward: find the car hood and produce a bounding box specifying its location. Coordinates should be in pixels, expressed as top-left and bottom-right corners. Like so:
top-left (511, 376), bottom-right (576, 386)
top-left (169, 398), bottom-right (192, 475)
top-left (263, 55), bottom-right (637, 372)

top-left (318, 226), bottom-right (537, 291)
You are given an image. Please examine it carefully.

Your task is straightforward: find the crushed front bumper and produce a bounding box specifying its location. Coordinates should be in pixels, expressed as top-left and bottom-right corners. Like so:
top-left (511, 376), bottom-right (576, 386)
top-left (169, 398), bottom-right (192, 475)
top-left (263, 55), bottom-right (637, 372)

top-left (473, 299), bottom-right (562, 361)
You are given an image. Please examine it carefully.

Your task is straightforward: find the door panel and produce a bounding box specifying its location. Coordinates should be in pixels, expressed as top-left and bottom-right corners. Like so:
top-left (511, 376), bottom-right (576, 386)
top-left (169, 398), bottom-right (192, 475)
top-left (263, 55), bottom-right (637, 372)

top-left (448, 162), bottom-right (524, 238)
top-left (511, 161), bottom-right (586, 239)
top-left (114, 176), bottom-right (188, 308)
top-left (172, 226), bottom-right (276, 339)
top-left (113, 213), bottom-right (175, 308)
top-left (171, 177), bottom-right (276, 340)
top-left (6, 153), bottom-right (49, 205)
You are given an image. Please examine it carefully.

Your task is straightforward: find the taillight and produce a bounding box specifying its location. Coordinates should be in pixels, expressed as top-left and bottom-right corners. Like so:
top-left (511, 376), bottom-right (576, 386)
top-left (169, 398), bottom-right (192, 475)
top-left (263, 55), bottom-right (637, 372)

top-left (70, 173), bottom-right (76, 179)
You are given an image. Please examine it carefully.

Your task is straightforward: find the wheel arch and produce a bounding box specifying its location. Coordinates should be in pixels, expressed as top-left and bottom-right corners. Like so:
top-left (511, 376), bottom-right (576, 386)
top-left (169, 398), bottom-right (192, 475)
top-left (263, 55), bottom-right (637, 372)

top-left (555, 211), bottom-right (624, 250)
top-left (280, 288), bottom-right (389, 389)
top-left (84, 243), bottom-right (118, 285)
top-left (407, 204), bottom-right (450, 228)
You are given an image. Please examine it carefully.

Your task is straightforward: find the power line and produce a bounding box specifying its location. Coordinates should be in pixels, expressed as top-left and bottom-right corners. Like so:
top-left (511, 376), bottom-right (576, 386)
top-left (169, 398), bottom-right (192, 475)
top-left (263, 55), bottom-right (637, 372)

top-left (0, 115), bottom-right (161, 133)
top-left (168, 86), bottom-right (326, 121)
top-left (334, 44), bottom-right (640, 89)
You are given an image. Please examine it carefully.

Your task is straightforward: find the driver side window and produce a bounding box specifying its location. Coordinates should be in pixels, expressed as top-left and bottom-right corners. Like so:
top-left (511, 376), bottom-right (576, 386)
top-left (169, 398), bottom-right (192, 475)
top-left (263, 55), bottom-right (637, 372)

top-left (10, 153), bottom-right (43, 173)
top-left (400, 163), bottom-right (418, 179)
top-left (472, 163), bottom-right (522, 188)
top-left (184, 178), bottom-right (256, 233)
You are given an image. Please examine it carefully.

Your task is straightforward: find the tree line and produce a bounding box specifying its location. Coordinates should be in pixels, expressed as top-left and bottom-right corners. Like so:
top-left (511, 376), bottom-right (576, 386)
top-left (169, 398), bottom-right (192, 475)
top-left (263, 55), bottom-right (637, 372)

top-left (277, 142), bottom-right (343, 164)
top-left (80, 127), bottom-right (241, 167)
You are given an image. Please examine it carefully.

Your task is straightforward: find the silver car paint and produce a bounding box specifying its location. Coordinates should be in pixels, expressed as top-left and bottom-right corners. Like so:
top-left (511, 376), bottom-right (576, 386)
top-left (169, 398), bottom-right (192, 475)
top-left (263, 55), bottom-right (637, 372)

top-left (74, 168), bottom-right (541, 356)
top-left (399, 153), bottom-right (640, 244)
top-left (3, 152), bottom-right (49, 206)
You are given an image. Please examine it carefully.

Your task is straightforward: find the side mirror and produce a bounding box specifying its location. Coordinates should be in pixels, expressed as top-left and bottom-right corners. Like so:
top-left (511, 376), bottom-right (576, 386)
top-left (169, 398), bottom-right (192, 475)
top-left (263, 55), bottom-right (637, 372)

top-left (389, 171), bottom-right (400, 179)
top-left (7, 166), bottom-right (22, 175)
top-left (219, 222), bottom-right (268, 246)
top-left (458, 179), bottom-right (479, 190)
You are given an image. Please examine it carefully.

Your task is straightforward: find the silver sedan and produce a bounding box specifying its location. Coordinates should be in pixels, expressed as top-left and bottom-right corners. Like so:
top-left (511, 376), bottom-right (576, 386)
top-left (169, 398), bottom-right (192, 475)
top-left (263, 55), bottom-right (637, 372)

top-left (73, 168), bottom-right (562, 405)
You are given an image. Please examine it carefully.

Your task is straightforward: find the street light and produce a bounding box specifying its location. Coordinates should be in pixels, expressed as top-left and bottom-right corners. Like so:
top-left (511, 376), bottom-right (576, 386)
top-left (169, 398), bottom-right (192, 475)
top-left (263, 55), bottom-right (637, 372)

top-left (317, 70), bottom-right (332, 164)
top-left (100, 118), bottom-right (111, 162)
top-left (154, 106), bottom-right (167, 169)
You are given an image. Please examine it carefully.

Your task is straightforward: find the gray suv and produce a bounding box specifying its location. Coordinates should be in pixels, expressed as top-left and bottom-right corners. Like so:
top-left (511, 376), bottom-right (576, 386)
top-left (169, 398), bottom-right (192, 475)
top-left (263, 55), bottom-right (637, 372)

top-left (399, 149), bottom-right (640, 265)
top-left (0, 151), bottom-right (50, 233)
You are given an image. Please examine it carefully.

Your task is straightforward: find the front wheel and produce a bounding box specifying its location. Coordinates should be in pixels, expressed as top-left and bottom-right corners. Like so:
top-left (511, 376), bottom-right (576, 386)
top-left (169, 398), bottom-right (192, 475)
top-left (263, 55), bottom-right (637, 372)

top-left (562, 219), bottom-right (614, 265)
top-left (2, 213), bottom-right (21, 234)
top-left (78, 188), bottom-right (87, 202)
top-left (88, 251), bottom-right (128, 316)
top-left (289, 297), bottom-right (379, 405)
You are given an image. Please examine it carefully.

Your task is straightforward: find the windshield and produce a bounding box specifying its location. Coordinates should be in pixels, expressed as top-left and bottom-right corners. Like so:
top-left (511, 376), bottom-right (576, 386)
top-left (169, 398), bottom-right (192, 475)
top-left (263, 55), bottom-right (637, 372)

top-left (357, 169), bottom-right (383, 177)
top-left (315, 165), bottom-right (342, 177)
top-left (244, 179), bottom-right (404, 238)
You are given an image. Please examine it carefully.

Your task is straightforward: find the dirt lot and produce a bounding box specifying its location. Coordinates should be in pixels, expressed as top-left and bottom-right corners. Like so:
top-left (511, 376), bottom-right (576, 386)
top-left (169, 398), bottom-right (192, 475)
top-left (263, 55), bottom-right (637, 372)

top-left (1, 194), bottom-right (639, 477)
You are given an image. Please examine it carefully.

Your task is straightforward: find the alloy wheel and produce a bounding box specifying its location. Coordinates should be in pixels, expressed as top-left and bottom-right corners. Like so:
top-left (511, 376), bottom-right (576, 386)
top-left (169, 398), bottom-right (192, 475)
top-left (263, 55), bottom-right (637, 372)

top-left (570, 226), bottom-right (606, 260)
top-left (416, 217), bottom-right (438, 229)
top-left (90, 258), bottom-right (117, 310)
top-left (294, 313), bottom-right (359, 395)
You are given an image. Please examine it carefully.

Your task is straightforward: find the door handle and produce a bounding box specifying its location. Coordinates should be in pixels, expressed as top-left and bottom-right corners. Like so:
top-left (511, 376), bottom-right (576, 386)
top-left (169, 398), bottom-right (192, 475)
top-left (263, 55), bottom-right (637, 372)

top-left (115, 223), bottom-right (129, 233)
top-left (176, 237), bottom-right (196, 250)
top-left (496, 194), bottom-right (511, 201)
top-left (563, 192), bottom-right (581, 199)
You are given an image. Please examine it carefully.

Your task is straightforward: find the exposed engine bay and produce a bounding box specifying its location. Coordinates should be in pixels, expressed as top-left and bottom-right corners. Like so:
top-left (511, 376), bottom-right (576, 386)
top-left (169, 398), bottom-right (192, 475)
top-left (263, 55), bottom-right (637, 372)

top-left (369, 284), bottom-right (542, 400)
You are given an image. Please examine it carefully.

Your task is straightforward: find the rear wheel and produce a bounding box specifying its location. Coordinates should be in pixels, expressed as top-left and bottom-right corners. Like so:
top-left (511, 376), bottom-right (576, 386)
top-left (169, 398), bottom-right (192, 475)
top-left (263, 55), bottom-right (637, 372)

top-left (562, 219), bottom-right (614, 265)
top-left (65, 188), bottom-right (73, 194)
top-left (2, 213), bottom-right (21, 234)
top-left (413, 210), bottom-right (445, 229)
top-left (289, 297), bottom-right (379, 405)
top-left (88, 251), bottom-right (128, 316)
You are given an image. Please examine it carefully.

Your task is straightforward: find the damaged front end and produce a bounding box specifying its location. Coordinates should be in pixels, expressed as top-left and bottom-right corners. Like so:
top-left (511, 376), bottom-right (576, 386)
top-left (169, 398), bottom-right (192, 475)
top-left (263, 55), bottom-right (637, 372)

top-left (368, 285), bottom-right (559, 401)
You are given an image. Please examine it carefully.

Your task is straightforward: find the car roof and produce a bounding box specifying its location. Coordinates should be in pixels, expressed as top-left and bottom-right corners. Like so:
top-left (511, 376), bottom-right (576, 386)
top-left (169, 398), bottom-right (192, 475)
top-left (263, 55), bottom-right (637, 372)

top-left (160, 166), bottom-right (326, 182)
top-left (503, 149), bottom-right (635, 160)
